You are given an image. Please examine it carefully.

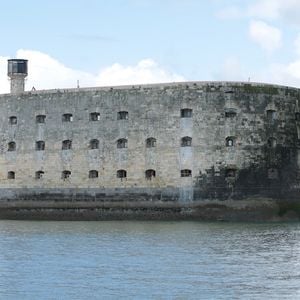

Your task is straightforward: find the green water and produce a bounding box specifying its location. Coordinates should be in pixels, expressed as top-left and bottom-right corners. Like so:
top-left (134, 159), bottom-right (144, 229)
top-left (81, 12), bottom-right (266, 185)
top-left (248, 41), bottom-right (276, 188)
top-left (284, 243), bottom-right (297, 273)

top-left (0, 221), bottom-right (299, 299)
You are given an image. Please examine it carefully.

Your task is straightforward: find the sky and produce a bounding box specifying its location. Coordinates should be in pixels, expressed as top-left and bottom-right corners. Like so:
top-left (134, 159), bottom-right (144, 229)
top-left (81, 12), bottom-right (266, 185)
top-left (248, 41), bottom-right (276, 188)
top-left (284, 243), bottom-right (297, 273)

top-left (1, 0), bottom-right (300, 93)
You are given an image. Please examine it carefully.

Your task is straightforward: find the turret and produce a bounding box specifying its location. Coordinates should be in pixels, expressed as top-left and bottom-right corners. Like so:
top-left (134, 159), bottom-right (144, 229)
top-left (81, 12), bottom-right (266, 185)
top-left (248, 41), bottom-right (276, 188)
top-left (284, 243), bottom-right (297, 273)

top-left (7, 59), bottom-right (28, 94)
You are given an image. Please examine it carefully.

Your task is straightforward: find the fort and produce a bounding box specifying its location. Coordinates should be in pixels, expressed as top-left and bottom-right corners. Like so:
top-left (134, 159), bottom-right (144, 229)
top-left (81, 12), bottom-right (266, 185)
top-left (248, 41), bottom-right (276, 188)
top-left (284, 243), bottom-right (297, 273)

top-left (0, 59), bottom-right (299, 221)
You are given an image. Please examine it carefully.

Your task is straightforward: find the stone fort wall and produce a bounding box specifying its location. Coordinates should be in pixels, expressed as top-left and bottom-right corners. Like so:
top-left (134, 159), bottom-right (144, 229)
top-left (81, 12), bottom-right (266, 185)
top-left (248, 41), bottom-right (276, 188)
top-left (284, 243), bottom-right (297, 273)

top-left (0, 81), bottom-right (299, 203)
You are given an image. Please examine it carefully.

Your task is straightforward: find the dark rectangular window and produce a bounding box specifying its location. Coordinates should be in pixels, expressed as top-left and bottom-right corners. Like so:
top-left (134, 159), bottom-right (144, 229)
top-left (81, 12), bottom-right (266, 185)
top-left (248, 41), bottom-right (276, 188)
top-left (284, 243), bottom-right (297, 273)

top-left (9, 116), bottom-right (17, 125)
top-left (62, 140), bottom-right (72, 150)
top-left (90, 112), bottom-right (100, 121)
top-left (117, 111), bottom-right (128, 120)
top-left (7, 171), bottom-right (15, 179)
top-left (267, 110), bottom-right (276, 124)
top-left (181, 109), bottom-right (192, 118)
top-left (35, 171), bottom-right (44, 179)
top-left (62, 113), bottom-right (73, 122)
top-left (89, 170), bottom-right (99, 178)
top-left (36, 115), bottom-right (46, 123)
top-left (181, 169), bottom-right (192, 177)
top-left (36, 141), bottom-right (45, 151)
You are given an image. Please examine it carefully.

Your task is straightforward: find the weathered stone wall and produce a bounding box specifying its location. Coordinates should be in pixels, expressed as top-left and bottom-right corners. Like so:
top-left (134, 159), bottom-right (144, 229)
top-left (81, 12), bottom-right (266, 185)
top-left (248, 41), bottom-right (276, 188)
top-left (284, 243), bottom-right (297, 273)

top-left (0, 81), bottom-right (299, 204)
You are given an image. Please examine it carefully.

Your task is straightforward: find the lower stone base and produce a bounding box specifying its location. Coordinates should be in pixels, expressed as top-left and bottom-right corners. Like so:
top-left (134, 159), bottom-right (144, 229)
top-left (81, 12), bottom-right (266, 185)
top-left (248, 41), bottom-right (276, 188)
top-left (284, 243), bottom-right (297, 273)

top-left (0, 199), bottom-right (298, 222)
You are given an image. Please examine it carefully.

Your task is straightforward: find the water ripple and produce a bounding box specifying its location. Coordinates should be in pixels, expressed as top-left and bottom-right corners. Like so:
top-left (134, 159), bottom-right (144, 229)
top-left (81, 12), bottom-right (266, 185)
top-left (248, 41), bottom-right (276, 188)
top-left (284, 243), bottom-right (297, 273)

top-left (0, 221), bottom-right (299, 299)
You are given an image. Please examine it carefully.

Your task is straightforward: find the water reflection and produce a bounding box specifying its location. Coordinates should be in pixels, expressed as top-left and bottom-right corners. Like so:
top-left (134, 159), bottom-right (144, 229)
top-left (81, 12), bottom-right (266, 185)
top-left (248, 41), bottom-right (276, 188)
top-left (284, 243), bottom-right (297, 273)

top-left (0, 221), bottom-right (299, 299)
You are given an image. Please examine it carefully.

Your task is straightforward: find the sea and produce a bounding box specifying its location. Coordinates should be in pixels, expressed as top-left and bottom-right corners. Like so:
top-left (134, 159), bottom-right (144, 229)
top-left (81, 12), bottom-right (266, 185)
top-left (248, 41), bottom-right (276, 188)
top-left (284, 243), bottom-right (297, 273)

top-left (0, 220), bottom-right (299, 299)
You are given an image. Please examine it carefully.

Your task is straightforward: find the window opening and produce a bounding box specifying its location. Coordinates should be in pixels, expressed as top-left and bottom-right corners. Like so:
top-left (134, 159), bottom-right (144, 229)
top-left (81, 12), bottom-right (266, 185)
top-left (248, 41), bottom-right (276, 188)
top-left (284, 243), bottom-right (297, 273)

top-left (268, 137), bottom-right (277, 148)
top-left (62, 113), bottom-right (73, 122)
top-left (89, 139), bottom-right (99, 149)
top-left (117, 138), bottom-right (128, 149)
top-left (181, 109), bottom-right (192, 118)
top-left (181, 136), bottom-right (192, 147)
top-left (145, 169), bottom-right (156, 180)
top-left (181, 169), bottom-right (192, 177)
top-left (7, 171), bottom-right (15, 179)
top-left (117, 111), bottom-right (128, 120)
top-left (226, 137), bottom-right (235, 147)
top-left (225, 109), bottom-right (237, 118)
top-left (35, 171), bottom-right (44, 179)
top-left (90, 112), bottom-right (100, 121)
top-left (62, 140), bottom-right (72, 150)
top-left (36, 141), bottom-right (45, 151)
top-left (9, 116), bottom-right (17, 125)
top-left (266, 110), bottom-right (276, 124)
top-left (89, 170), bottom-right (99, 178)
top-left (225, 169), bottom-right (236, 177)
top-left (146, 137), bottom-right (156, 148)
top-left (8, 141), bottom-right (16, 151)
top-left (36, 115), bottom-right (46, 124)
top-left (62, 170), bottom-right (71, 180)
top-left (117, 169), bottom-right (127, 178)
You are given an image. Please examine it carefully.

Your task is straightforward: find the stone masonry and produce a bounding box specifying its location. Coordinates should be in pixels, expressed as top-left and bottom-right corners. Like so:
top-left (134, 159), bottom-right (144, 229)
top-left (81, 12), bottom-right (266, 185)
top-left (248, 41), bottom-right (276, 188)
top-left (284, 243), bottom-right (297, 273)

top-left (0, 81), bottom-right (299, 220)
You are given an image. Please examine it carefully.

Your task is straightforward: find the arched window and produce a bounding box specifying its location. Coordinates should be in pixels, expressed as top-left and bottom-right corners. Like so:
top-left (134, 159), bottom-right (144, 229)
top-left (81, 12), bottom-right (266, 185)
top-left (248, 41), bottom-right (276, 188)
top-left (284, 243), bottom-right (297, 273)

top-left (62, 140), bottom-right (72, 150)
top-left (9, 116), bottom-right (17, 125)
top-left (36, 141), bottom-right (45, 151)
top-left (7, 171), bottom-right (15, 179)
top-left (62, 113), bottom-right (73, 122)
top-left (146, 137), bottom-right (156, 148)
top-left (117, 169), bottom-right (127, 178)
top-left (89, 139), bottom-right (99, 149)
top-left (145, 169), bottom-right (156, 180)
top-left (89, 170), bottom-right (99, 178)
top-left (180, 108), bottom-right (192, 118)
top-left (181, 136), bottom-right (192, 147)
top-left (117, 138), bottom-right (128, 149)
top-left (268, 137), bottom-right (277, 148)
top-left (226, 137), bottom-right (235, 147)
top-left (62, 170), bottom-right (71, 180)
top-left (90, 112), bottom-right (100, 121)
top-left (35, 171), bottom-right (44, 179)
top-left (117, 111), bottom-right (128, 120)
top-left (181, 169), bottom-right (192, 177)
top-left (36, 115), bottom-right (46, 124)
top-left (8, 141), bottom-right (16, 151)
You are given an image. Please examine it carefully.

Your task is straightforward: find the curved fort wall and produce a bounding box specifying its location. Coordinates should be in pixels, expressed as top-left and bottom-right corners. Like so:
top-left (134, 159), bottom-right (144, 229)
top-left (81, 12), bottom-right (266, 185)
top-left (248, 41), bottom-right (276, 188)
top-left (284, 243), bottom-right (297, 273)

top-left (0, 81), bottom-right (299, 220)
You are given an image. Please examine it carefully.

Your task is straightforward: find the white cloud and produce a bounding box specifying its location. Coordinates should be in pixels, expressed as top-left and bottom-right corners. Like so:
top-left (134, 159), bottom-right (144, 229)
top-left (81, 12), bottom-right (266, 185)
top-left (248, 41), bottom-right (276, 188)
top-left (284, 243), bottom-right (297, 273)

top-left (249, 20), bottom-right (282, 52)
top-left (0, 49), bottom-right (185, 94)
top-left (247, 0), bottom-right (281, 20)
top-left (285, 60), bottom-right (300, 82)
top-left (248, 0), bottom-right (300, 25)
top-left (213, 55), bottom-right (300, 88)
top-left (256, 60), bottom-right (300, 88)
top-left (217, 0), bottom-right (300, 25)
top-left (239, 57), bottom-right (300, 88)
top-left (95, 59), bottom-right (184, 86)
top-left (16, 49), bottom-right (95, 91)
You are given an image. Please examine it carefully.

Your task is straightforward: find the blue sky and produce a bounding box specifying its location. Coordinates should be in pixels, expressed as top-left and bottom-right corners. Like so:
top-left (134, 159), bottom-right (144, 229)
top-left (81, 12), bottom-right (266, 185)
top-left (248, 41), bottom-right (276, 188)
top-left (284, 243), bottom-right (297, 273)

top-left (1, 0), bottom-right (300, 93)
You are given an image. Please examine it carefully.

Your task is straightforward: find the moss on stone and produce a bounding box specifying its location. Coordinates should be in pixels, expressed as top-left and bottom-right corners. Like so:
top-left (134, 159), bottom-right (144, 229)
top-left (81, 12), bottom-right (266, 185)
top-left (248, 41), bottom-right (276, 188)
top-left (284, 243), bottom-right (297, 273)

top-left (241, 84), bottom-right (279, 95)
top-left (278, 201), bottom-right (300, 217)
